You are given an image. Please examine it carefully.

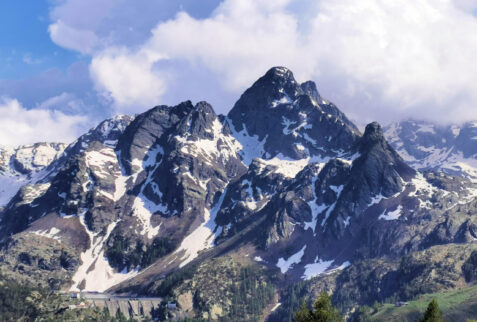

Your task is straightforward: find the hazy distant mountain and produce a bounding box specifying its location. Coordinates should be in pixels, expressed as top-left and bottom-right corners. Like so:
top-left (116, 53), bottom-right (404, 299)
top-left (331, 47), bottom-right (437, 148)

top-left (384, 120), bottom-right (477, 180)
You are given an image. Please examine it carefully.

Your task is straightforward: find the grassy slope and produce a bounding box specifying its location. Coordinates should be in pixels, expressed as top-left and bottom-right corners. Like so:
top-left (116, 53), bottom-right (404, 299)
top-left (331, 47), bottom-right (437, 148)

top-left (365, 284), bottom-right (477, 321)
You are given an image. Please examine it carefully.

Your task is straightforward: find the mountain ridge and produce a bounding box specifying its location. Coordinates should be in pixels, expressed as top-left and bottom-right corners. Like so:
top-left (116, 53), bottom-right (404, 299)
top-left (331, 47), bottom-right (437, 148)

top-left (0, 66), bottom-right (476, 320)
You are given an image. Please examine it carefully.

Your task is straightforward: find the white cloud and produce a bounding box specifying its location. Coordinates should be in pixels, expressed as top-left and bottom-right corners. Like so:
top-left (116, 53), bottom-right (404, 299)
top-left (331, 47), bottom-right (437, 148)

top-left (49, 20), bottom-right (100, 54)
top-left (36, 92), bottom-right (92, 116)
top-left (51, 0), bottom-right (477, 124)
top-left (0, 98), bottom-right (89, 147)
top-left (89, 48), bottom-right (166, 114)
top-left (47, 0), bottom-right (222, 53)
top-left (22, 53), bottom-right (42, 65)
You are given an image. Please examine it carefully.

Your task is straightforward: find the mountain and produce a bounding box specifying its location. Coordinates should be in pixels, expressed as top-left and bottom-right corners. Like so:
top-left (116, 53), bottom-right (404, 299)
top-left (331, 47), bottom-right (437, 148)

top-left (0, 142), bottom-right (66, 209)
top-left (384, 120), bottom-right (477, 181)
top-left (0, 67), bottom-right (476, 320)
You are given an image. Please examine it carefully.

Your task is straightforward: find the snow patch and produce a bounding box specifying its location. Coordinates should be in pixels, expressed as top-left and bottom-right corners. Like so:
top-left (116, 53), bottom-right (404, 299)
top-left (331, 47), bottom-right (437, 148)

top-left (302, 258), bottom-right (334, 280)
top-left (0, 175), bottom-right (27, 207)
top-left (271, 303), bottom-right (281, 312)
top-left (369, 194), bottom-right (385, 206)
top-left (276, 245), bottom-right (306, 274)
top-left (303, 259), bottom-right (350, 280)
top-left (84, 148), bottom-right (117, 180)
top-left (175, 189), bottom-right (227, 268)
top-left (379, 205), bottom-right (403, 220)
top-left (31, 227), bottom-right (61, 242)
top-left (272, 95), bottom-right (292, 107)
top-left (130, 146), bottom-right (166, 239)
top-left (255, 157), bottom-right (310, 178)
top-left (131, 197), bottom-right (163, 239)
top-left (229, 121), bottom-right (266, 166)
top-left (176, 118), bottom-right (242, 165)
top-left (70, 218), bottom-right (138, 292)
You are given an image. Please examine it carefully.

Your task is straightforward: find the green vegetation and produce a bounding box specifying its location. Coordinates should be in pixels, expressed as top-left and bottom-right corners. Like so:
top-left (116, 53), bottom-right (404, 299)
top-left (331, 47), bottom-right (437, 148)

top-left (154, 264), bottom-right (198, 298)
top-left (268, 280), bottom-right (311, 321)
top-left (358, 284), bottom-right (477, 321)
top-left (0, 232), bottom-right (79, 290)
top-left (292, 293), bottom-right (342, 322)
top-left (224, 266), bottom-right (275, 321)
top-left (420, 299), bottom-right (443, 322)
top-left (153, 256), bottom-right (275, 321)
top-left (0, 272), bottom-right (128, 321)
top-left (462, 250), bottom-right (477, 282)
top-left (106, 235), bottom-right (175, 271)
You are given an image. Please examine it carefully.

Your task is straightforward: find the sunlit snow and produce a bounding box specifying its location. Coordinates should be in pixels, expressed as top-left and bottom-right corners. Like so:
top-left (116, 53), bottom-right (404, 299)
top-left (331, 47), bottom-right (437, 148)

top-left (175, 190), bottom-right (227, 268)
top-left (70, 217), bottom-right (138, 292)
top-left (276, 245), bottom-right (306, 274)
top-left (379, 205), bottom-right (403, 220)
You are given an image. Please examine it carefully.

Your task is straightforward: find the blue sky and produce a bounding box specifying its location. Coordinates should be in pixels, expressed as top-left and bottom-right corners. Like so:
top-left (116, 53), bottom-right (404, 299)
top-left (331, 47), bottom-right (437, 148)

top-left (1, 0), bottom-right (477, 146)
top-left (0, 0), bottom-right (80, 79)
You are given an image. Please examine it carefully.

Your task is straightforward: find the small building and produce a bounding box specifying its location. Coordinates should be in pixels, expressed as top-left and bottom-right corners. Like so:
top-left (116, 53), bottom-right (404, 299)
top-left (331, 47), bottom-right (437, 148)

top-left (394, 301), bottom-right (409, 307)
top-left (69, 292), bottom-right (82, 299)
top-left (167, 302), bottom-right (177, 310)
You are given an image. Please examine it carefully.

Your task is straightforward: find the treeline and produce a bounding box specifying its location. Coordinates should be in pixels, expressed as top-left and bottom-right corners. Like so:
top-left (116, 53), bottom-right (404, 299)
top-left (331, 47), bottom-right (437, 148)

top-left (0, 272), bottom-right (135, 321)
top-left (267, 280), bottom-right (309, 321)
top-left (106, 235), bottom-right (175, 271)
top-left (291, 293), bottom-right (444, 322)
top-left (221, 266), bottom-right (275, 321)
top-left (154, 264), bottom-right (197, 298)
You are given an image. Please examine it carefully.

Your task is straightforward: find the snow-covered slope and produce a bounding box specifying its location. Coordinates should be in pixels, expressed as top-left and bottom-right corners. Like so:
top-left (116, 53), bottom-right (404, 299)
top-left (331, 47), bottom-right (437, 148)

top-left (384, 120), bottom-right (477, 181)
top-left (0, 143), bottom-right (66, 207)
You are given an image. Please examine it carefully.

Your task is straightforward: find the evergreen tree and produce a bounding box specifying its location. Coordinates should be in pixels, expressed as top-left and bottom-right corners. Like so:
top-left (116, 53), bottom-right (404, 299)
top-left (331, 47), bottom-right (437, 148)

top-left (293, 293), bottom-right (342, 322)
top-left (293, 300), bottom-right (313, 322)
top-left (420, 299), bottom-right (444, 322)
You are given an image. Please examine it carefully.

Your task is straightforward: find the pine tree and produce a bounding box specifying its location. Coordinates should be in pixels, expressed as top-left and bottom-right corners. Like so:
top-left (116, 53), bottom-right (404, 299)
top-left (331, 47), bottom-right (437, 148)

top-left (293, 293), bottom-right (343, 322)
top-left (293, 300), bottom-right (313, 322)
top-left (312, 292), bottom-right (343, 322)
top-left (420, 299), bottom-right (444, 322)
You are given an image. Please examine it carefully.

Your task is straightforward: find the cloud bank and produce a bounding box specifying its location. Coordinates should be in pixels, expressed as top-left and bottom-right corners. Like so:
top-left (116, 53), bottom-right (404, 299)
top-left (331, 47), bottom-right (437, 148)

top-left (4, 0), bottom-right (477, 148)
top-left (0, 98), bottom-right (89, 146)
top-left (80, 0), bottom-right (477, 124)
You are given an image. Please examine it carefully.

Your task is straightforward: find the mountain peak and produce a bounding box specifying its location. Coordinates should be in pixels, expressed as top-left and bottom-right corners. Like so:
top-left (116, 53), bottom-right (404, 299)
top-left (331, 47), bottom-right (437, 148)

top-left (264, 66), bottom-right (294, 79)
top-left (250, 66), bottom-right (299, 99)
top-left (364, 121), bottom-right (384, 140)
top-left (364, 121), bottom-right (383, 135)
top-left (226, 67), bottom-right (361, 160)
top-left (300, 80), bottom-right (321, 102)
top-left (356, 121), bottom-right (416, 185)
top-left (359, 122), bottom-right (386, 153)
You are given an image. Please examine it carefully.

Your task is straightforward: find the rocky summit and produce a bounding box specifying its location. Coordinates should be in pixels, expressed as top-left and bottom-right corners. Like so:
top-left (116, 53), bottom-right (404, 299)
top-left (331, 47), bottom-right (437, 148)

top-left (0, 67), bottom-right (476, 320)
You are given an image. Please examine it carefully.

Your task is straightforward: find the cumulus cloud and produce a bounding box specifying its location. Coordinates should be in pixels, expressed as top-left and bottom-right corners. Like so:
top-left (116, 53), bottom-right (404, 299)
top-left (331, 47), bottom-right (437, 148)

top-left (51, 0), bottom-right (477, 124)
top-left (49, 20), bottom-right (100, 54)
top-left (89, 48), bottom-right (166, 114)
top-left (0, 98), bottom-right (89, 147)
top-left (48, 0), bottom-right (221, 52)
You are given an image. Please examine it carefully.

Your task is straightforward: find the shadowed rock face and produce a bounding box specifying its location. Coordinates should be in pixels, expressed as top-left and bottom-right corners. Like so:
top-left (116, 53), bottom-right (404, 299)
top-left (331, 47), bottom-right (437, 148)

top-left (353, 122), bottom-right (416, 197)
top-left (251, 121), bottom-right (418, 260)
top-left (227, 66), bottom-right (360, 160)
